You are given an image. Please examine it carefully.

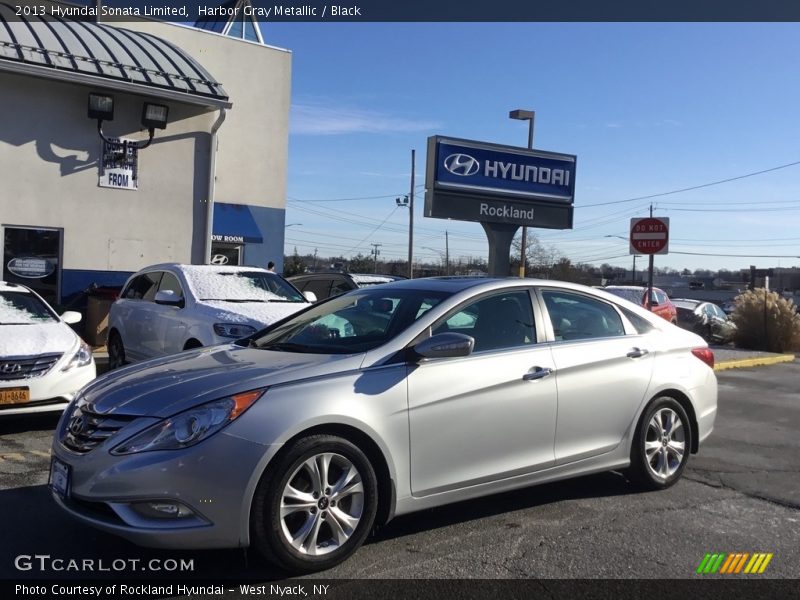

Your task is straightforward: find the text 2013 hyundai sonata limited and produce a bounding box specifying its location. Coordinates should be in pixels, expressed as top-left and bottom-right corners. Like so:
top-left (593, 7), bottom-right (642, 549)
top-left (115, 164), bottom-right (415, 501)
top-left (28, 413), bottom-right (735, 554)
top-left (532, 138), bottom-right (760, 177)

top-left (51, 278), bottom-right (717, 573)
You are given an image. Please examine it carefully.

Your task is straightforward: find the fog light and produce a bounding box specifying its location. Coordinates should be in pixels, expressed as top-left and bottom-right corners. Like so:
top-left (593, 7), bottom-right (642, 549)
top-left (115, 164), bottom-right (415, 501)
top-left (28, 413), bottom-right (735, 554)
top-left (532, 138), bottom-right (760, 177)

top-left (132, 501), bottom-right (194, 519)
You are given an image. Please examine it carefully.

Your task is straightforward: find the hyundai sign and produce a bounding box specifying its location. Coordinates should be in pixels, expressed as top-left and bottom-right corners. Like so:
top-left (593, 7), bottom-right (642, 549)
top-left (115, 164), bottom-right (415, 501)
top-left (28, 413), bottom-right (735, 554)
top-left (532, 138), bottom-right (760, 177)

top-left (425, 136), bottom-right (576, 229)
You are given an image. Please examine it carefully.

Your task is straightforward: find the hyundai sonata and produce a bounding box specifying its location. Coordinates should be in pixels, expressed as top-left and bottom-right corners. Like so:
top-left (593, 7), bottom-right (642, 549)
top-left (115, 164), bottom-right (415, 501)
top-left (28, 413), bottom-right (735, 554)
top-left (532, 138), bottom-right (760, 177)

top-left (51, 278), bottom-right (716, 573)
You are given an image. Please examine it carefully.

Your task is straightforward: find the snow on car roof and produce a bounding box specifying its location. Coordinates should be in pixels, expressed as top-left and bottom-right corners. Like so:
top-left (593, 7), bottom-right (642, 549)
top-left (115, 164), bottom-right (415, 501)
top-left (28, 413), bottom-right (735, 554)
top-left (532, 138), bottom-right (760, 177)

top-left (0, 281), bottom-right (31, 293)
top-left (350, 274), bottom-right (396, 285)
top-left (179, 265), bottom-right (282, 301)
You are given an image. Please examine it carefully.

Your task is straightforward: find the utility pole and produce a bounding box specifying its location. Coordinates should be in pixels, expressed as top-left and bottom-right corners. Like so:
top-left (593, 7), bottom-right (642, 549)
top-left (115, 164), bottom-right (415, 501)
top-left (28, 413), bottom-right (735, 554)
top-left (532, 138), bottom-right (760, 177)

top-left (370, 243), bottom-right (382, 273)
top-left (408, 149), bottom-right (415, 279)
top-left (647, 203), bottom-right (654, 310)
top-left (445, 230), bottom-right (450, 276)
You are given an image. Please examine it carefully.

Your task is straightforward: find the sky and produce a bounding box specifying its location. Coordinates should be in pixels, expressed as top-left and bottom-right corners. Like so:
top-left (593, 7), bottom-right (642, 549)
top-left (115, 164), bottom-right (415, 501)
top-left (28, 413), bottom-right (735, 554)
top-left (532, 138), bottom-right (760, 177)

top-left (258, 22), bottom-right (800, 273)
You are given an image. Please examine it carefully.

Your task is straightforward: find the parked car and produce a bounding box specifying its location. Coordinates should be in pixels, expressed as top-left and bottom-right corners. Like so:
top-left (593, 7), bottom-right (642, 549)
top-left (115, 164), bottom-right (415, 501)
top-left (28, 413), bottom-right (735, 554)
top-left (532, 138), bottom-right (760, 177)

top-left (52, 278), bottom-right (716, 573)
top-left (108, 264), bottom-right (314, 368)
top-left (604, 285), bottom-right (678, 324)
top-left (672, 299), bottom-right (736, 344)
top-left (1, 281), bottom-right (95, 415)
top-left (288, 272), bottom-right (404, 301)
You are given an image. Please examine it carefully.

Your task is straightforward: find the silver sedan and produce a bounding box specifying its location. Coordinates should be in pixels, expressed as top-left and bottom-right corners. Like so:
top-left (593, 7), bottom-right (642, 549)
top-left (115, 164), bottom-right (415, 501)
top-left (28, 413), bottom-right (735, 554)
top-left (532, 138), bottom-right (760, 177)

top-left (51, 278), bottom-right (717, 573)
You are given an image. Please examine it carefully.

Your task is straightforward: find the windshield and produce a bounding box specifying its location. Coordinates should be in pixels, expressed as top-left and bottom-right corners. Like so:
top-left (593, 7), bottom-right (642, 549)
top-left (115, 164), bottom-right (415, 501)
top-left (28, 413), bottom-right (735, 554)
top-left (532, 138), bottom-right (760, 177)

top-left (0, 291), bottom-right (58, 325)
top-left (605, 288), bottom-right (643, 305)
top-left (184, 267), bottom-right (306, 303)
top-left (249, 288), bottom-right (451, 354)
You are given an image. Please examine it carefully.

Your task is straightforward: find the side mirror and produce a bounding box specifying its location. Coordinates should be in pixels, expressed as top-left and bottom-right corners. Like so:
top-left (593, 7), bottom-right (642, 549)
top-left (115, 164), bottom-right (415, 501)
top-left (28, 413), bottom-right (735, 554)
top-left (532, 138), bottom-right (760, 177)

top-left (413, 332), bottom-right (474, 359)
top-left (60, 310), bottom-right (82, 325)
top-left (303, 291), bottom-right (318, 303)
top-left (155, 290), bottom-right (184, 307)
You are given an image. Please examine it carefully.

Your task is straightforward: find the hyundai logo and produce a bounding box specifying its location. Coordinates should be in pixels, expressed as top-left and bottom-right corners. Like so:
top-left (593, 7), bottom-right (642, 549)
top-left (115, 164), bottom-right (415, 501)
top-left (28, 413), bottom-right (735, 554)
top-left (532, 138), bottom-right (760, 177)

top-left (443, 153), bottom-right (480, 177)
top-left (210, 254), bottom-right (229, 265)
top-left (0, 363), bottom-right (22, 374)
top-left (68, 414), bottom-right (86, 437)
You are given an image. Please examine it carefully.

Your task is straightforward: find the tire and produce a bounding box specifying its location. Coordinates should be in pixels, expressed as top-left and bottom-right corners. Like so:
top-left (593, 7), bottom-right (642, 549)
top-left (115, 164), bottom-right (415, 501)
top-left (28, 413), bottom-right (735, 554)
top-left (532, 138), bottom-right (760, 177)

top-left (251, 435), bottom-right (378, 573)
top-left (107, 331), bottom-right (126, 369)
top-left (627, 397), bottom-right (692, 490)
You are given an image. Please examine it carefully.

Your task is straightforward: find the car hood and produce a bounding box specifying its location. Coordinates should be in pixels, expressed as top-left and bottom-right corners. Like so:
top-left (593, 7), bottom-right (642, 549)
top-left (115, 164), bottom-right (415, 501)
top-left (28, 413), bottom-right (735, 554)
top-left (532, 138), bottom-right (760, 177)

top-left (79, 344), bottom-right (365, 418)
top-left (194, 300), bottom-right (309, 328)
top-left (0, 322), bottom-right (77, 358)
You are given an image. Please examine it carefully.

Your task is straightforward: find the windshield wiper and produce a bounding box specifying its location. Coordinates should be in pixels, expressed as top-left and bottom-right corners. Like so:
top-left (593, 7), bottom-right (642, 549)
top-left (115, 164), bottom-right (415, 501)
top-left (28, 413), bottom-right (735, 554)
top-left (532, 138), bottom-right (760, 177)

top-left (257, 342), bottom-right (312, 352)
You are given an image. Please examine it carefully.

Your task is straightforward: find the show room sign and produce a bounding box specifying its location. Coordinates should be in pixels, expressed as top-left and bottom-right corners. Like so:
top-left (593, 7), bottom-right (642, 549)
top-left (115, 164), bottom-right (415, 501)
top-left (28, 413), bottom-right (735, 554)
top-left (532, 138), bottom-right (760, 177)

top-left (425, 136), bottom-right (576, 229)
top-left (99, 138), bottom-right (138, 191)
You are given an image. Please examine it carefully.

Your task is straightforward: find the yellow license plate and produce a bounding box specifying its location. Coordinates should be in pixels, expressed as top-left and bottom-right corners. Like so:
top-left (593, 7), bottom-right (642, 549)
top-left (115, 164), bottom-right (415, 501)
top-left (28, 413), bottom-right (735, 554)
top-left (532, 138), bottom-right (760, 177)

top-left (0, 387), bottom-right (30, 405)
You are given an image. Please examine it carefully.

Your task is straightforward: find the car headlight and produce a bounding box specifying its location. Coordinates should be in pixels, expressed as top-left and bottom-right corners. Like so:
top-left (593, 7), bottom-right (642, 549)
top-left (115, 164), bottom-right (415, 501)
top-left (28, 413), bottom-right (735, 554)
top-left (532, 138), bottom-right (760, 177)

top-left (213, 323), bottom-right (257, 338)
top-left (61, 340), bottom-right (93, 372)
top-left (111, 389), bottom-right (264, 455)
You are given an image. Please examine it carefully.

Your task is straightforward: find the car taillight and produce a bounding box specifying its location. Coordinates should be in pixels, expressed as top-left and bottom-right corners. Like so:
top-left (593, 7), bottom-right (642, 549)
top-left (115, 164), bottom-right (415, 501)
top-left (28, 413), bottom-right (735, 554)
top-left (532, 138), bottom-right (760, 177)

top-left (691, 347), bottom-right (715, 369)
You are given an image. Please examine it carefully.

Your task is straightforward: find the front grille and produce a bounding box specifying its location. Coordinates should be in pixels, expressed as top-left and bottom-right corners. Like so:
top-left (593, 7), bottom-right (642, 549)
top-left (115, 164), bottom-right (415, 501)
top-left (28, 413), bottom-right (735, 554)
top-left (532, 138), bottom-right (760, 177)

top-left (61, 405), bottom-right (137, 454)
top-left (0, 353), bottom-right (63, 381)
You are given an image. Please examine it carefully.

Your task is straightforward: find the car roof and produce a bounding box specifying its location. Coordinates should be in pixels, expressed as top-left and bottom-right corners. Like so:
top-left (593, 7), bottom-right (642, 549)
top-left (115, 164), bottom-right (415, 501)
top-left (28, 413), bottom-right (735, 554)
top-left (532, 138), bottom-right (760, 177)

top-left (0, 281), bottom-right (32, 293)
top-left (355, 276), bottom-right (612, 296)
top-left (134, 263), bottom-right (275, 275)
top-left (672, 298), bottom-right (702, 308)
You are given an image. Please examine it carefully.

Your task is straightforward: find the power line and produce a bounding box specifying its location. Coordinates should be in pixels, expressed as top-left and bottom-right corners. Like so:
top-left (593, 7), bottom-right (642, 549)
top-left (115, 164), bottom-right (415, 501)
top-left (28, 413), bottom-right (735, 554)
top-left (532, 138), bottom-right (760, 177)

top-left (580, 159), bottom-right (800, 208)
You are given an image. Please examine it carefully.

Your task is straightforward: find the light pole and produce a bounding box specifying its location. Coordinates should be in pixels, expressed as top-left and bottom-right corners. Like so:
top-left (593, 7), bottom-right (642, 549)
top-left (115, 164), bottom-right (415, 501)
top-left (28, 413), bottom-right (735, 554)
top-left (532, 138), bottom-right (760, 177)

top-left (509, 109), bottom-right (535, 278)
top-left (605, 234), bottom-right (641, 284)
top-left (423, 245), bottom-right (449, 275)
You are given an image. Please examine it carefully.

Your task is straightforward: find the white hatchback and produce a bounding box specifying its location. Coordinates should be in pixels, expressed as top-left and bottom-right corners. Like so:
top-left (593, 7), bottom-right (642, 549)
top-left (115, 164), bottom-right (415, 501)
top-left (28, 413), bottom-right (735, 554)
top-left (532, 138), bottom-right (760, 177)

top-left (0, 282), bottom-right (96, 415)
top-left (108, 264), bottom-right (314, 368)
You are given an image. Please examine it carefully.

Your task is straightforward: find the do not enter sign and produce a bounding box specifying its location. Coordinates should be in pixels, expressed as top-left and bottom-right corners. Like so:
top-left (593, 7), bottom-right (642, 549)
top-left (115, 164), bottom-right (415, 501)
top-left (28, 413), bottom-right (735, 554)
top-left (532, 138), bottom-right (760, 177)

top-left (630, 217), bottom-right (669, 255)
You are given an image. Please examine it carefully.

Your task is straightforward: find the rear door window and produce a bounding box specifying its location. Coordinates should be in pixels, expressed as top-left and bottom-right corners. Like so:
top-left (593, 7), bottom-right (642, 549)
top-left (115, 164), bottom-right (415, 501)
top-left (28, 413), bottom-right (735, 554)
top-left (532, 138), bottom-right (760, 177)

top-left (542, 290), bottom-right (626, 341)
top-left (122, 272), bottom-right (162, 300)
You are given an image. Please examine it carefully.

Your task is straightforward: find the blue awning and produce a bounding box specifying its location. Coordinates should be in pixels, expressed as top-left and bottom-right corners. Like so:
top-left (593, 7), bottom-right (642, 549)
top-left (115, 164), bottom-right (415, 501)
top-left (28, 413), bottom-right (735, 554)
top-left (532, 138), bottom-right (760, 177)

top-left (212, 203), bottom-right (263, 244)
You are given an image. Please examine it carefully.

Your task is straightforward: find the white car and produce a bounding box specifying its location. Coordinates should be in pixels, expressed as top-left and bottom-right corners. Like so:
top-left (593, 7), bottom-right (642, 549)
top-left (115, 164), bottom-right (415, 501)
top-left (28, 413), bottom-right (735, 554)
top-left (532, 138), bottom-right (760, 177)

top-left (0, 281), bottom-right (96, 415)
top-left (108, 264), bottom-right (314, 368)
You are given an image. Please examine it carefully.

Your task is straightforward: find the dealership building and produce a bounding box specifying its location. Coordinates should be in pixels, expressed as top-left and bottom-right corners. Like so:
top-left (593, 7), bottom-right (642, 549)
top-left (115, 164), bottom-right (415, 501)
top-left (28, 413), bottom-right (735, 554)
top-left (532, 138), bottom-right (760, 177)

top-left (0, 0), bottom-right (291, 307)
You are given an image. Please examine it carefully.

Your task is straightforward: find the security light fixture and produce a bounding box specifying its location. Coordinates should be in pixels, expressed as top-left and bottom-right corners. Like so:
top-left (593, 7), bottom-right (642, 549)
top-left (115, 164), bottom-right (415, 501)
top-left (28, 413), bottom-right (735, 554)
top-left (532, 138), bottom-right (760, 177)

top-left (141, 102), bottom-right (169, 130)
top-left (88, 92), bottom-right (169, 152)
top-left (88, 93), bottom-right (114, 121)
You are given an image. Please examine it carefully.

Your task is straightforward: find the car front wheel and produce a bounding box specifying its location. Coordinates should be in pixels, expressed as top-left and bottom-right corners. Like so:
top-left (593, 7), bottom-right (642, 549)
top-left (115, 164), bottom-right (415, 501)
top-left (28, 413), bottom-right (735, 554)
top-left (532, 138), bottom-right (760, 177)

top-left (107, 331), bottom-right (126, 369)
top-left (251, 435), bottom-right (378, 573)
top-left (628, 397), bottom-right (691, 490)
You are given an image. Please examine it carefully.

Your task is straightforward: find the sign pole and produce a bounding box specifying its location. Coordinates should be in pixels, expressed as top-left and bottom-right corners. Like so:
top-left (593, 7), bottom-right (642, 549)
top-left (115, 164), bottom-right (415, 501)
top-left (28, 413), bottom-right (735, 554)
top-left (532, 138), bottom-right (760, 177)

top-left (647, 204), bottom-right (654, 309)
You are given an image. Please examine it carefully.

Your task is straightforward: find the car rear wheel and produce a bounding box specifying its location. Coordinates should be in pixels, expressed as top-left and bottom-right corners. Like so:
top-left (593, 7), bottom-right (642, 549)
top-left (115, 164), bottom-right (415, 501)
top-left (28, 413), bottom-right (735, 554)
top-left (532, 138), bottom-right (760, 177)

top-left (107, 331), bottom-right (126, 369)
top-left (251, 435), bottom-right (378, 573)
top-left (627, 397), bottom-right (691, 490)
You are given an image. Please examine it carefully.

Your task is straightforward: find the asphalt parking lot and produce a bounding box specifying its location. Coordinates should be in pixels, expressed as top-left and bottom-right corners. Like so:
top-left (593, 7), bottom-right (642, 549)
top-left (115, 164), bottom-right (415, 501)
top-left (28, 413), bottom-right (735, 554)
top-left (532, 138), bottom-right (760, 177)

top-left (1, 362), bottom-right (798, 586)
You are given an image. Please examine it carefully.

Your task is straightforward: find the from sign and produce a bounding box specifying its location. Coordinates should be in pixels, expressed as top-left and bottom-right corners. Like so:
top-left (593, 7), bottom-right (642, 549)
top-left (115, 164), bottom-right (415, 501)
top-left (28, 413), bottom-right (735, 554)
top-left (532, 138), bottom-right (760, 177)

top-left (630, 217), bottom-right (670, 255)
top-left (6, 257), bottom-right (55, 279)
top-left (99, 138), bottom-right (138, 190)
top-left (425, 136), bottom-right (576, 229)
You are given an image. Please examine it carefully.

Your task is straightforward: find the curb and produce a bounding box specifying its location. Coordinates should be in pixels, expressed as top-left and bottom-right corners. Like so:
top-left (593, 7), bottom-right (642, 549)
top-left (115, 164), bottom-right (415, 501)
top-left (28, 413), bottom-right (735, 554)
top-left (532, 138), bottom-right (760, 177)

top-left (714, 354), bottom-right (796, 372)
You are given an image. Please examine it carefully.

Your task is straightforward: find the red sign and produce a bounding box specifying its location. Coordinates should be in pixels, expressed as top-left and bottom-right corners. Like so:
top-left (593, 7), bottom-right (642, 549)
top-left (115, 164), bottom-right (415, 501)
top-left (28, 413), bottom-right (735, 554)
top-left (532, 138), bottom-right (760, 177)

top-left (630, 217), bottom-right (670, 255)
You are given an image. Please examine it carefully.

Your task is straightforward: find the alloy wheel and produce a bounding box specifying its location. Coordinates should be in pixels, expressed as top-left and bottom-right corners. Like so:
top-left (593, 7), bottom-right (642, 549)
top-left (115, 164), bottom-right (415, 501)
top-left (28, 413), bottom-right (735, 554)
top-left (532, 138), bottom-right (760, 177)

top-left (279, 452), bottom-right (365, 556)
top-left (644, 407), bottom-right (686, 479)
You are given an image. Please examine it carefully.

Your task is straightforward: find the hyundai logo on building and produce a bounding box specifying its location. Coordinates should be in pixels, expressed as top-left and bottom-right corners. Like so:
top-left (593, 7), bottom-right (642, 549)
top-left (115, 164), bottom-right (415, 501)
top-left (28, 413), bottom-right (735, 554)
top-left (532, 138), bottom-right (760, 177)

top-left (443, 153), bottom-right (480, 177)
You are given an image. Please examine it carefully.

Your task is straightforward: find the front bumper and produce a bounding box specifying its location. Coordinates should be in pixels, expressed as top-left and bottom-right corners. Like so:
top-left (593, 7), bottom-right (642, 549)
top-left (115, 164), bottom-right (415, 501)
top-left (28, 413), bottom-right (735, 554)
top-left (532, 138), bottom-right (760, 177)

top-left (0, 361), bottom-right (95, 416)
top-left (50, 427), bottom-right (276, 550)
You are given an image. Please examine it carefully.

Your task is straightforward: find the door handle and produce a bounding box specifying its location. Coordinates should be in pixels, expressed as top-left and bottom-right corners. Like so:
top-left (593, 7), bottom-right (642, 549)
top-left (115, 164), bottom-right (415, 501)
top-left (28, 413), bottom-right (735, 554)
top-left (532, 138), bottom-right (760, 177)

top-left (523, 367), bottom-right (553, 381)
top-left (626, 347), bottom-right (650, 358)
